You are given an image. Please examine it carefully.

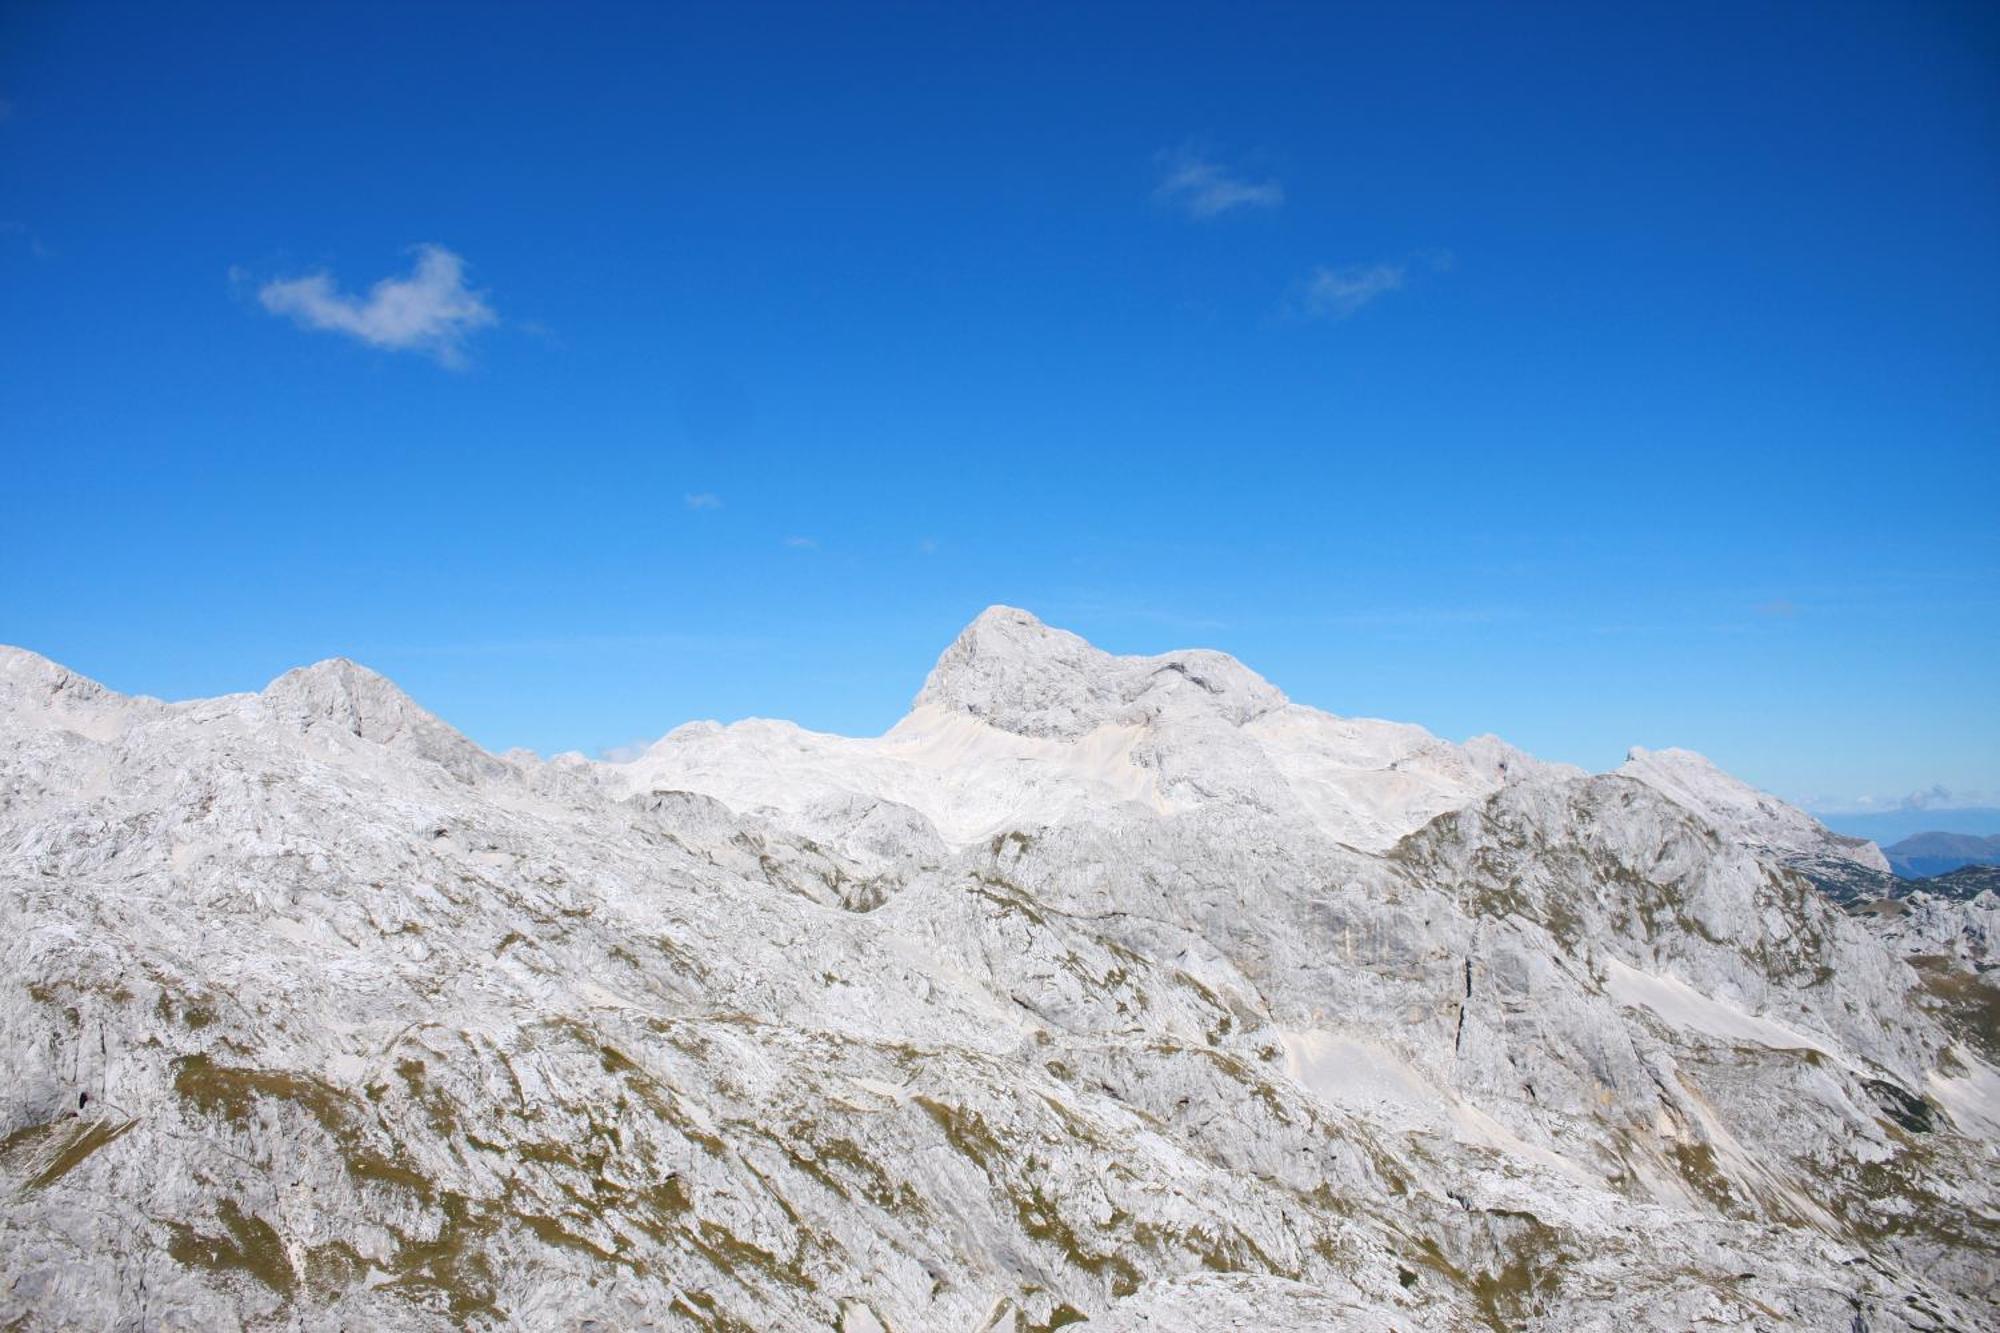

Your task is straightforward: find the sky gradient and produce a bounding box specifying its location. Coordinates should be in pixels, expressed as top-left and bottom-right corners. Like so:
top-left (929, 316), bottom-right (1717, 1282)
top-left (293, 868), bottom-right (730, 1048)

top-left (2, 2), bottom-right (1996, 814)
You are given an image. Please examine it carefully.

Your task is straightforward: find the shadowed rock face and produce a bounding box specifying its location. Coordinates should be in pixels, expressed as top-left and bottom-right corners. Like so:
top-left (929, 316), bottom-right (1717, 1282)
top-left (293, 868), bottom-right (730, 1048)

top-left (1, 612), bottom-right (1994, 1331)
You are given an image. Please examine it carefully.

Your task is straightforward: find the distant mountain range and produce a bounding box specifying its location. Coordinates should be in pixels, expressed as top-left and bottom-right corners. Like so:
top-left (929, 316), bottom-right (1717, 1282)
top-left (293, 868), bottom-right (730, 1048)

top-left (1917, 863), bottom-right (2000, 898)
top-left (1884, 831), bottom-right (2000, 880)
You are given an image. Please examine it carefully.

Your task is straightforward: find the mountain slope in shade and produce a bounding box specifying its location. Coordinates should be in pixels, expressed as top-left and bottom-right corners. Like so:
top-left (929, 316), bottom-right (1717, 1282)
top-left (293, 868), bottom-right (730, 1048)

top-left (1, 616), bottom-right (1994, 1331)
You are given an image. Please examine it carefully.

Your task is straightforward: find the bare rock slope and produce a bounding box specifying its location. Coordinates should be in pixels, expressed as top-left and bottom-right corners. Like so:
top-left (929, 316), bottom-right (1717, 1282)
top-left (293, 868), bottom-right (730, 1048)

top-left (1, 610), bottom-right (1994, 1331)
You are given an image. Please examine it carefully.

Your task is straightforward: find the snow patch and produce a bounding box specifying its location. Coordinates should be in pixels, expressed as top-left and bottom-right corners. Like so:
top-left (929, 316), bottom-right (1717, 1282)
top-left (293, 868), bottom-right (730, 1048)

top-left (1601, 957), bottom-right (1840, 1060)
top-left (1928, 1055), bottom-right (2000, 1136)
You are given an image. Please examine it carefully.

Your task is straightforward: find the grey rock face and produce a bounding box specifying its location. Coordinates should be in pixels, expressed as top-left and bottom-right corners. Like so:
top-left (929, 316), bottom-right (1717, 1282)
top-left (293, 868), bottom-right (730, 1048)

top-left (913, 605), bottom-right (1288, 740)
top-left (1, 615), bottom-right (1993, 1330)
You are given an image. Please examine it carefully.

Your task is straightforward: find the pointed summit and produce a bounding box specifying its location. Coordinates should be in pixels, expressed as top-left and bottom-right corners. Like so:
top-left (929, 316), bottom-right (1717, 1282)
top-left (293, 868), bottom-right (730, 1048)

top-left (925, 606), bottom-right (1094, 681)
top-left (914, 606), bottom-right (1285, 739)
top-left (261, 658), bottom-right (506, 784)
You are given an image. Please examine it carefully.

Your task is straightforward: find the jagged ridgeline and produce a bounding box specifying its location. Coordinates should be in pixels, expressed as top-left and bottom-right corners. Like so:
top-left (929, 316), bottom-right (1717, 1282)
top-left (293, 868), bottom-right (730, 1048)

top-left (1, 608), bottom-right (1994, 1330)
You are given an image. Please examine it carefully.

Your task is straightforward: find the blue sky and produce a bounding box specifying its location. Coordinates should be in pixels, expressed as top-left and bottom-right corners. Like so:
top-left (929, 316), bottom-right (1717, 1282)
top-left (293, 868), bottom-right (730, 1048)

top-left (2, 2), bottom-right (1996, 813)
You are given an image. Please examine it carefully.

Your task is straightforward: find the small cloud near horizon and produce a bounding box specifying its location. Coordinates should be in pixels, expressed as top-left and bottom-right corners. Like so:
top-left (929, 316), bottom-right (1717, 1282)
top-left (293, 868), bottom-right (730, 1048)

top-left (684, 492), bottom-right (723, 510)
top-left (1153, 147), bottom-right (1283, 220)
top-left (1800, 784), bottom-right (1996, 815)
top-left (255, 244), bottom-right (496, 366)
top-left (1297, 263), bottom-right (1405, 320)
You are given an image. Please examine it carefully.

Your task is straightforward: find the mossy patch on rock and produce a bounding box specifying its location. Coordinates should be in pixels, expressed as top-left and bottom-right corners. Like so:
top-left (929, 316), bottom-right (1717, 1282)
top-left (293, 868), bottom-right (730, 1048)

top-left (1, 1115), bottom-right (138, 1192)
top-left (166, 1198), bottom-right (296, 1299)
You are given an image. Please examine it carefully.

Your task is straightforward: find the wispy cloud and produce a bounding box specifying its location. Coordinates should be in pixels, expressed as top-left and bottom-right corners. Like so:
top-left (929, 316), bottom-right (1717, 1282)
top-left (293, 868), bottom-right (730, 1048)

top-left (1153, 148), bottom-right (1283, 219)
top-left (1298, 263), bottom-right (1405, 320)
top-left (783, 535), bottom-right (818, 549)
top-left (256, 244), bottom-right (496, 366)
top-left (1901, 784), bottom-right (1972, 810)
top-left (684, 492), bottom-right (723, 510)
top-left (1753, 598), bottom-right (1800, 618)
top-left (1800, 784), bottom-right (1997, 815)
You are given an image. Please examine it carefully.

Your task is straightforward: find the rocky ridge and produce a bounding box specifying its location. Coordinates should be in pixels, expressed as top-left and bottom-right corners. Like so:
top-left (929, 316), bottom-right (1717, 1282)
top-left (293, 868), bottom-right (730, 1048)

top-left (1, 609), bottom-right (1995, 1330)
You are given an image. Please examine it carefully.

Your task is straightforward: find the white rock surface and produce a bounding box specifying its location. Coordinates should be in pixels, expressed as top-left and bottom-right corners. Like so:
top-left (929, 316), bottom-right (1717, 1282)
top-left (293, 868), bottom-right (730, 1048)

top-left (609, 606), bottom-right (1583, 853)
top-left (1, 613), bottom-right (1993, 1331)
top-left (1619, 744), bottom-right (1893, 879)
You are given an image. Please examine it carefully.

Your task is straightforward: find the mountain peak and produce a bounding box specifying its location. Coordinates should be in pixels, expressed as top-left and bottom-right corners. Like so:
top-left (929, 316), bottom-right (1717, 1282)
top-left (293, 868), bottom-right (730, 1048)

top-left (0, 646), bottom-right (115, 710)
top-left (0, 645), bottom-right (143, 742)
top-left (262, 658), bottom-right (421, 737)
top-left (914, 605), bottom-right (1284, 739)
top-left (937, 605), bottom-right (1080, 666)
top-left (1618, 743), bottom-right (1890, 875)
top-left (260, 657), bottom-right (505, 783)
top-left (1624, 744), bottom-right (1715, 768)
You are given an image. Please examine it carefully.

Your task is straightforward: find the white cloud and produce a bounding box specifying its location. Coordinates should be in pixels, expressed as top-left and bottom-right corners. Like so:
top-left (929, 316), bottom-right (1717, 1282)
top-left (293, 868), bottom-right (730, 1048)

top-left (257, 244), bottom-right (496, 365)
top-left (783, 535), bottom-right (818, 549)
top-left (1153, 150), bottom-right (1283, 219)
top-left (1299, 263), bottom-right (1405, 320)
top-left (684, 492), bottom-right (723, 510)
